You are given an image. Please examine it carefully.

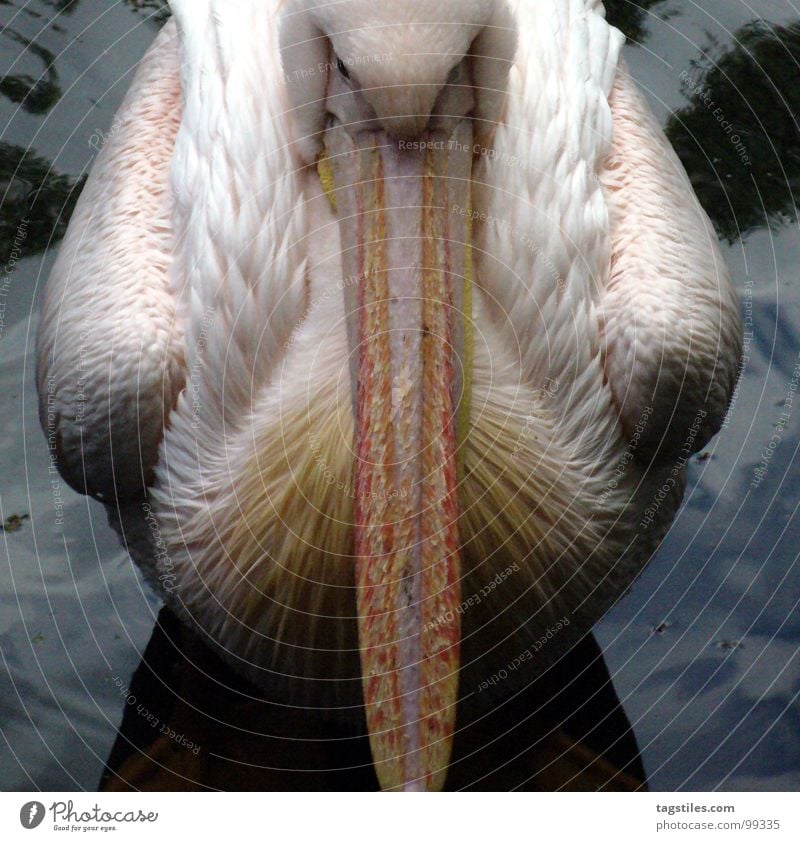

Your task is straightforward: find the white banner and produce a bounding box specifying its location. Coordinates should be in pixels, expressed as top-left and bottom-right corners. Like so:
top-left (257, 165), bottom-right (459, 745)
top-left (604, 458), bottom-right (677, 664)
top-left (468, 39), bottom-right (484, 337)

top-left (0, 792), bottom-right (797, 840)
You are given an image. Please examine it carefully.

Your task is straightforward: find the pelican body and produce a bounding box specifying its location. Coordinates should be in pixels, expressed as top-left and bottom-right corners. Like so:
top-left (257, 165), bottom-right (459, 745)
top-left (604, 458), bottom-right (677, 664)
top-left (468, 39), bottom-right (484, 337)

top-left (37, 0), bottom-right (742, 791)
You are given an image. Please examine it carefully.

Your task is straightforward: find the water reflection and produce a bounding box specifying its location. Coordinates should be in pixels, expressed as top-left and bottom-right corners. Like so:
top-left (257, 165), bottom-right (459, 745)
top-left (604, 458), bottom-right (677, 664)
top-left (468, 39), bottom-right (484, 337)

top-left (0, 29), bottom-right (61, 115)
top-left (0, 144), bottom-right (84, 263)
top-left (0, 0), bottom-right (169, 263)
top-left (666, 19), bottom-right (800, 242)
top-left (605, 0), bottom-right (669, 44)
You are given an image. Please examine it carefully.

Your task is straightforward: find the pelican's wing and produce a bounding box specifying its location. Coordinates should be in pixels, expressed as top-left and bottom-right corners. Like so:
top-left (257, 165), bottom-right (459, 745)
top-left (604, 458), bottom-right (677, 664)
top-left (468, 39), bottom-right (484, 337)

top-left (155, 0), bottom-right (309, 473)
top-left (598, 62), bottom-right (743, 462)
top-left (36, 19), bottom-right (184, 501)
top-left (478, 0), bottom-right (740, 466)
top-left (475, 0), bottom-right (624, 447)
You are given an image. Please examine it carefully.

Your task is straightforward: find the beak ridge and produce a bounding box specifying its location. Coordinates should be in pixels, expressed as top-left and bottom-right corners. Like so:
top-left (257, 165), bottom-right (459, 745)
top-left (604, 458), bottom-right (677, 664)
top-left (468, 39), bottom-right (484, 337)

top-left (324, 121), bottom-right (474, 791)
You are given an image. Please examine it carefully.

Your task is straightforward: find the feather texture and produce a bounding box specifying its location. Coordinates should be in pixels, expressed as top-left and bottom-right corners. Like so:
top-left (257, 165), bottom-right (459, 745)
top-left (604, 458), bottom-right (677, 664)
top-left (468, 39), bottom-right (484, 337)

top-left (37, 1), bottom-right (741, 715)
top-left (37, 19), bottom-right (184, 501)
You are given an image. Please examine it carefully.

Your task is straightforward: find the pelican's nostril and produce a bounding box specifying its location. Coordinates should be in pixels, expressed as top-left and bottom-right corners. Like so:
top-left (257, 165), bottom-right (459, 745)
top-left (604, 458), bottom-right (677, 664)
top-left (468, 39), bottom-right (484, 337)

top-left (363, 84), bottom-right (441, 141)
top-left (380, 113), bottom-right (431, 140)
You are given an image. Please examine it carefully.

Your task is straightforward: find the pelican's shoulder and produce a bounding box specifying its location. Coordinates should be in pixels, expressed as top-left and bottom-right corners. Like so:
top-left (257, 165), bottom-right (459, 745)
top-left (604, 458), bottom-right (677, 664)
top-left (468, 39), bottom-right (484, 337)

top-left (598, 64), bottom-right (743, 463)
top-left (36, 19), bottom-right (184, 502)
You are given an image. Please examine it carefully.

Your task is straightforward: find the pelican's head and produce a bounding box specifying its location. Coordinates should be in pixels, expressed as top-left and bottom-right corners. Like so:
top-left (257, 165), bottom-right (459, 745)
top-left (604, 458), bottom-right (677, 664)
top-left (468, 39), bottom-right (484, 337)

top-left (280, 0), bottom-right (516, 792)
top-left (281, 0), bottom-right (515, 151)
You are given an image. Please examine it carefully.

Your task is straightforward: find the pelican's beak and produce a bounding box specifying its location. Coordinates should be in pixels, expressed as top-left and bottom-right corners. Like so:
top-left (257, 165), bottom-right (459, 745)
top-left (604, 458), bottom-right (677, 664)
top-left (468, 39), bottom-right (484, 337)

top-left (323, 118), bottom-right (473, 791)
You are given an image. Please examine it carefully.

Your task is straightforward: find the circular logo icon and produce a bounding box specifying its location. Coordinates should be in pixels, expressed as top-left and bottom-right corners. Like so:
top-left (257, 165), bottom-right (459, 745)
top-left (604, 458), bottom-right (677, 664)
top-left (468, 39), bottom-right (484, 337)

top-left (20, 802), bottom-right (46, 829)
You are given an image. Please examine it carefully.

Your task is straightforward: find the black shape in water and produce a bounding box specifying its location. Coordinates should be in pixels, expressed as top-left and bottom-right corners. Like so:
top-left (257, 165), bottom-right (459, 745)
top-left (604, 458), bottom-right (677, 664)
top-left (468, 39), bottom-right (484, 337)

top-left (604, 0), bottom-right (670, 45)
top-left (0, 142), bottom-right (86, 264)
top-left (667, 19), bottom-right (800, 242)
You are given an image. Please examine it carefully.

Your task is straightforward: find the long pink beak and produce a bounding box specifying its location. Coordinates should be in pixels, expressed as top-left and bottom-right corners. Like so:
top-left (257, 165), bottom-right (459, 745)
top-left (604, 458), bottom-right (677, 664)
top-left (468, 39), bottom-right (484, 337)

top-left (325, 121), bottom-right (473, 791)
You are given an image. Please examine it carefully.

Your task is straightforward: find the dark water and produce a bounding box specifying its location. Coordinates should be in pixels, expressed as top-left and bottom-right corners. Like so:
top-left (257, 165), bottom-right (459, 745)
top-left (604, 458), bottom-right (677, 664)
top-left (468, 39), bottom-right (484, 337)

top-left (1, 0), bottom-right (798, 791)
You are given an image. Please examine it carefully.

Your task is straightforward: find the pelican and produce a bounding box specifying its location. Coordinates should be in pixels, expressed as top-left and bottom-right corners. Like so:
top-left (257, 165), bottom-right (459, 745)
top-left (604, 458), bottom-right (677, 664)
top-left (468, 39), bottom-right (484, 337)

top-left (37, 0), bottom-right (742, 791)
